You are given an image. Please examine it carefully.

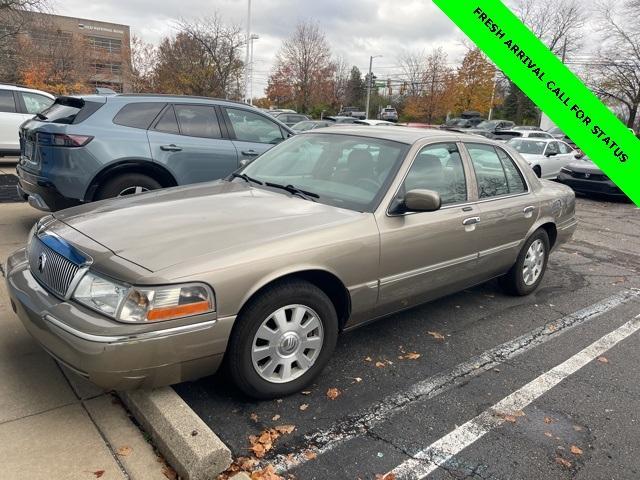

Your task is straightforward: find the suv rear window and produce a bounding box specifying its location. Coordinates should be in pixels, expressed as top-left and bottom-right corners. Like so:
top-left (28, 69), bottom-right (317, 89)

top-left (113, 102), bottom-right (165, 129)
top-left (38, 97), bottom-right (103, 124)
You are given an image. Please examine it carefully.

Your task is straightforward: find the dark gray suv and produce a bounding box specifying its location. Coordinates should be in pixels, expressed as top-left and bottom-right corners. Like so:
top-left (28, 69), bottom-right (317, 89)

top-left (17, 94), bottom-right (293, 211)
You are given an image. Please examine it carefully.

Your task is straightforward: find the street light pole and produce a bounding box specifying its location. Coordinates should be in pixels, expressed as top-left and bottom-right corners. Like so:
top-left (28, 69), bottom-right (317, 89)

top-left (249, 34), bottom-right (259, 105)
top-left (365, 55), bottom-right (382, 120)
top-left (243, 0), bottom-right (251, 103)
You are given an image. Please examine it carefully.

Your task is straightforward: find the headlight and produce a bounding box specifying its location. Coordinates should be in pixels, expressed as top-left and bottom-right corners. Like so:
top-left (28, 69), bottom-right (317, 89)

top-left (72, 272), bottom-right (214, 323)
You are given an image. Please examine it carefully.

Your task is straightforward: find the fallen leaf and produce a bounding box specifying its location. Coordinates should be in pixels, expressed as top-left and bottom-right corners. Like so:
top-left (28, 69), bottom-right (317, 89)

top-left (250, 464), bottom-right (283, 480)
top-left (299, 403), bottom-right (309, 411)
top-left (555, 457), bottom-right (572, 469)
top-left (375, 474), bottom-right (397, 480)
top-left (597, 356), bottom-right (609, 364)
top-left (304, 450), bottom-right (317, 460)
top-left (570, 445), bottom-right (583, 456)
top-left (117, 446), bottom-right (132, 457)
top-left (402, 352), bottom-right (421, 360)
top-left (365, 356), bottom-right (372, 362)
top-left (352, 377), bottom-right (363, 383)
top-left (93, 471), bottom-right (105, 479)
top-left (427, 331), bottom-right (445, 341)
top-left (547, 323), bottom-right (558, 333)
top-left (375, 361), bottom-right (386, 368)
top-left (274, 424), bottom-right (295, 434)
top-left (544, 431), bottom-right (553, 438)
top-left (544, 416), bottom-right (555, 424)
top-left (250, 413), bottom-right (259, 422)
top-left (162, 464), bottom-right (178, 480)
top-left (272, 414), bottom-right (281, 421)
top-left (237, 456), bottom-right (259, 470)
top-left (326, 387), bottom-right (341, 400)
top-left (301, 390), bottom-right (311, 396)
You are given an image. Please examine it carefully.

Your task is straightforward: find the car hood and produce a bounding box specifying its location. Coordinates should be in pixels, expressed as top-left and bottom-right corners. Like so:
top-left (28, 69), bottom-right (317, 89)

top-left (564, 159), bottom-right (603, 174)
top-left (54, 181), bottom-right (363, 272)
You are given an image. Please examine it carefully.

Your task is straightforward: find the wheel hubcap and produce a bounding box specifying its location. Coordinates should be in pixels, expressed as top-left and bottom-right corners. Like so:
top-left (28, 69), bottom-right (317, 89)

top-left (251, 304), bottom-right (324, 384)
top-left (523, 239), bottom-right (545, 286)
top-left (118, 186), bottom-right (149, 197)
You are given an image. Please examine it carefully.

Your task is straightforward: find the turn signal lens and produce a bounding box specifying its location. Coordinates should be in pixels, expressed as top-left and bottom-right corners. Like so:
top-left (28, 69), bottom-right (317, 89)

top-left (147, 300), bottom-right (211, 321)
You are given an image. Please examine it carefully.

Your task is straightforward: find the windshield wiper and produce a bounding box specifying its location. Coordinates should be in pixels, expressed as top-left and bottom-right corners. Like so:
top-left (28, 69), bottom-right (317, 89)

top-left (231, 172), bottom-right (263, 185)
top-left (264, 182), bottom-right (319, 201)
top-left (35, 113), bottom-right (47, 120)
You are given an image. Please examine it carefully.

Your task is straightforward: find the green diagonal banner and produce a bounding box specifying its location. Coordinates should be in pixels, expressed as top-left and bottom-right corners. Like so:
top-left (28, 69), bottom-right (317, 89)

top-left (433, 0), bottom-right (640, 206)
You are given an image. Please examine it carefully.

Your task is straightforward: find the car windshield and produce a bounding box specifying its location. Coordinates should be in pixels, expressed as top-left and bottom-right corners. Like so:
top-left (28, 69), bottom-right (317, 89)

top-left (507, 139), bottom-right (547, 155)
top-left (292, 121), bottom-right (316, 131)
top-left (476, 120), bottom-right (499, 130)
top-left (240, 133), bottom-right (410, 212)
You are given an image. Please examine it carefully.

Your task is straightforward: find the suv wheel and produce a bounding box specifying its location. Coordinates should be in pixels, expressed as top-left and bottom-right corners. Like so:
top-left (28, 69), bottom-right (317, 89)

top-left (499, 229), bottom-right (550, 296)
top-left (96, 173), bottom-right (162, 200)
top-left (226, 279), bottom-right (338, 399)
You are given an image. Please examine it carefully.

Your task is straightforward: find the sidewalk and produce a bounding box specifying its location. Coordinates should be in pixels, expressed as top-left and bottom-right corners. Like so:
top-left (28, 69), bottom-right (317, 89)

top-left (0, 202), bottom-right (169, 480)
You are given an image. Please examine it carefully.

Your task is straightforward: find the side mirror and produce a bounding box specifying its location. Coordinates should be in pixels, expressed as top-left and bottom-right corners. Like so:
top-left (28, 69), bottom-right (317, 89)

top-left (545, 151), bottom-right (558, 157)
top-left (403, 189), bottom-right (441, 212)
top-left (574, 150), bottom-right (585, 159)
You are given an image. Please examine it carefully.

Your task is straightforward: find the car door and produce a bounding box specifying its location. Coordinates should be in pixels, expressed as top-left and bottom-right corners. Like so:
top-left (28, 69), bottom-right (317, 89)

top-left (463, 142), bottom-right (537, 278)
top-left (555, 141), bottom-right (576, 176)
top-left (541, 141), bottom-right (563, 178)
top-left (376, 141), bottom-right (482, 313)
top-left (147, 104), bottom-right (239, 184)
top-left (221, 107), bottom-right (286, 165)
top-left (0, 89), bottom-right (27, 151)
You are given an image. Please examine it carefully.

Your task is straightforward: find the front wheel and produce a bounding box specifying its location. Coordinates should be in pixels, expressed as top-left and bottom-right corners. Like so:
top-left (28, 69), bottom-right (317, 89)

top-left (226, 280), bottom-right (338, 399)
top-left (499, 229), bottom-right (550, 296)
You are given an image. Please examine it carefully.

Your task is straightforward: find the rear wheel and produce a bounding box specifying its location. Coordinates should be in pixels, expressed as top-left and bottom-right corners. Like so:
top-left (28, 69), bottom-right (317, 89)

top-left (226, 280), bottom-right (338, 399)
top-left (95, 173), bottom-right (162, 200)
top-left (499, 229), bottom-right (550, 296)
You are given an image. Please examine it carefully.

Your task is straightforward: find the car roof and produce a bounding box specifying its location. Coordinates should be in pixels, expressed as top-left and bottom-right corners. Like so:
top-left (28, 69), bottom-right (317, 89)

top-left (304, 125), bottom-right (485, 144)
top-left (96, 93), bottom-right (253, 108)
top-left (0, 83), bottom-right (55, 97)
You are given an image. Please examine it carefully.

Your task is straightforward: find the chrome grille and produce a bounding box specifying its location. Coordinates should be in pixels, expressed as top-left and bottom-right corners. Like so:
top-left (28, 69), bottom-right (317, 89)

top-left (28, 237), bottom-right (81, 297)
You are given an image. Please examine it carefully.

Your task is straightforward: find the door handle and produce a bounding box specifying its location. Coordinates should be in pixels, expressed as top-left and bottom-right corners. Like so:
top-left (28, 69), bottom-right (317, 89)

top-left (160, 144), bottom-right (182, 152)
top-left (462, 216), bottom-right (481, 226)
top-left (241, 150), bottom-right (259, 156)
top-left (523, 206), bottom-right (535, 214)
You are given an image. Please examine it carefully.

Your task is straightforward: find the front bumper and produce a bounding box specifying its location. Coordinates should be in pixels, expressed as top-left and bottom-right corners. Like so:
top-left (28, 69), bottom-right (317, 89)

top-left (4, 248), bottom-right (235, 390)
top-left (16, 165), bottom-right (81, 212)
top-left (557, 172), bottom-right (627, 197)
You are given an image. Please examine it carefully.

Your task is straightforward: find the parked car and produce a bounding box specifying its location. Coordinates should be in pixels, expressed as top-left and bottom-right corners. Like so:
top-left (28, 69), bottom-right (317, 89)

top-left (354, 119), bottom-right (399, 126)
top-left (337, 106), bottom-right (366, 119)
top-left (466, 119), bottom-right (517, 140)
top-left (557, 157), bottom-right (627, 199)
top-left (513, 126), bottom-right (543, 131)
top-left (5, 127), bottom-right (577, 398)
top-left (498, 130), bottom-right (554, 140)
top-left (377, 106), bottom-right (398, 122)
top-left (546, 126), bottom-right (577, 148)
top-left (506, 137), bottom-right (576, 178)
top-left (0, 84), bottom-right (54, 156)
top-left (324, 115), bottom-right (361, 124)
top-left (441, 117), bottom-right (485, 129)
top-left (291, 120), bottom-right (333, 133)
top-left (271, 112), bottom-right (309, 127)
top-left (16, 94), bottom-right (294, 211)
top-left (266, 108), bottom-right (296, 116)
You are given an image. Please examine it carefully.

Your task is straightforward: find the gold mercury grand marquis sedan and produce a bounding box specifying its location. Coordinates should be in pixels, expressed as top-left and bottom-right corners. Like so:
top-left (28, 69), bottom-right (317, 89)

top-left (5, 127), bottom-right (577, 398)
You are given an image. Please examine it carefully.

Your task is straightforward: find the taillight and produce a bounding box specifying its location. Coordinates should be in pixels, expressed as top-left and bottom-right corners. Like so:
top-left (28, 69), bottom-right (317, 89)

top-left (37, 132), bottom-right (93, 147)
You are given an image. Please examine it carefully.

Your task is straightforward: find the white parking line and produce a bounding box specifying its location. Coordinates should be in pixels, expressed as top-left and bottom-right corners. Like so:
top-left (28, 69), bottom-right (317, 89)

top-left (389, 314), bottom-right (640, 479)
top-left (267, 290), bottom-right (639, 473)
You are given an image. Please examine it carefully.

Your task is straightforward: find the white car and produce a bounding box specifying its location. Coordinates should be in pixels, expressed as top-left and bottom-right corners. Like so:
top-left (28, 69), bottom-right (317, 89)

top-left (506, 138), bottom-right (577, 179)
top-left (0, 84), bottom-right (54, 155)
top-left (354, 119), bottom-right (399, 126)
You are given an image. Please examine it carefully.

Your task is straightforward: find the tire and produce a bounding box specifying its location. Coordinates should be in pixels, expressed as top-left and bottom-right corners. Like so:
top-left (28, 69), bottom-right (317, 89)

top-left (226, 279), bottom-right (338, 399)
top-left (499, 229), bottom-right (550, 296)
top-left (532, 165), bottom-right (542, 178)
top-left (95, 173), bottom-right (162, 200)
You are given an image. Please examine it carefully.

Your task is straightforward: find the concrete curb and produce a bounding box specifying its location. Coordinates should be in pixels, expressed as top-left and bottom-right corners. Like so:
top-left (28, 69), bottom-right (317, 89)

top-left (120, 387), bottom-right (232, 480)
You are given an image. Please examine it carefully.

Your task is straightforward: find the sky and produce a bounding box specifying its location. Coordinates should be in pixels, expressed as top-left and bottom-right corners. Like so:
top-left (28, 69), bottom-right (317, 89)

top-left (53, 0), bottom-right (471, 96)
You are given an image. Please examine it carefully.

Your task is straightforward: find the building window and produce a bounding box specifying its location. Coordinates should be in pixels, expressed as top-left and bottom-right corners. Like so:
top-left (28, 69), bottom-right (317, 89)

top-left (86, 35), bottom-right (122, 54)
top-left (91, 62), bottom-right (122, 75)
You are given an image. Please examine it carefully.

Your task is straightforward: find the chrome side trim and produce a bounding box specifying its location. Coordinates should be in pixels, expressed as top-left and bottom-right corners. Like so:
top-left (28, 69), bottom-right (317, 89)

top-left (43, 314), bottom-right (218, 344)
top-left (478, 240), bottom-right (521, 258)
top-left (380, 253), bottom-right (478, 286)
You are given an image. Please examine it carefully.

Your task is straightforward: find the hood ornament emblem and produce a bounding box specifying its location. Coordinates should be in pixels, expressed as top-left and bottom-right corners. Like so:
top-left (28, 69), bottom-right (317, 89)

top-left (38, 252), bottom-right (47, 273)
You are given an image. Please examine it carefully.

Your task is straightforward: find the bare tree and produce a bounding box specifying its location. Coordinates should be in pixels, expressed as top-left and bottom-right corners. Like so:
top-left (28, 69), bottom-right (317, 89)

top-left (127, 35), bottom-right (157, 93)
top-left (274, 21), bottom-right (333, 113)
top-left (590, 1), bottom-right (640, 128)
top-left (398, 50), bottom-right (426, 97)
top-left (422, 48), bottom-right (454, 122)
top-left (175, 14), bottom-right (246, 98)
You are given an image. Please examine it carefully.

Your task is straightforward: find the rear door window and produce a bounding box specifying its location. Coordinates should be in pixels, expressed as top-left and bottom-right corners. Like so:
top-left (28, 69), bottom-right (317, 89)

top-left (0, 90), bottom-right (16, 113)
top-left (466, 143), bottom-right (510, 198)
top-left (113, 102), bottom-right (165, 129)
top-left (174, 104), bottom-right (221, 138)
top-left (153, 105), bottom-right (180, 134)
top-left (20, 92), bottom-right (53, 114)
top-left (224, 108), bottom-right (284, 144)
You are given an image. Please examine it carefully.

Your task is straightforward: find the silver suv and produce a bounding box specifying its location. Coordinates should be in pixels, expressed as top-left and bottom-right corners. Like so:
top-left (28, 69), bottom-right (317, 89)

top-left (17, 94), bottom-right (293, 211)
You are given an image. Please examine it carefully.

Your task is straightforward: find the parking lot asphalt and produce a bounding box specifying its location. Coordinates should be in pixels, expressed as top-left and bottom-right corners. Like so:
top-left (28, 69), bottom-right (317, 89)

top-left (174, 196), bottom-right (640, 479)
